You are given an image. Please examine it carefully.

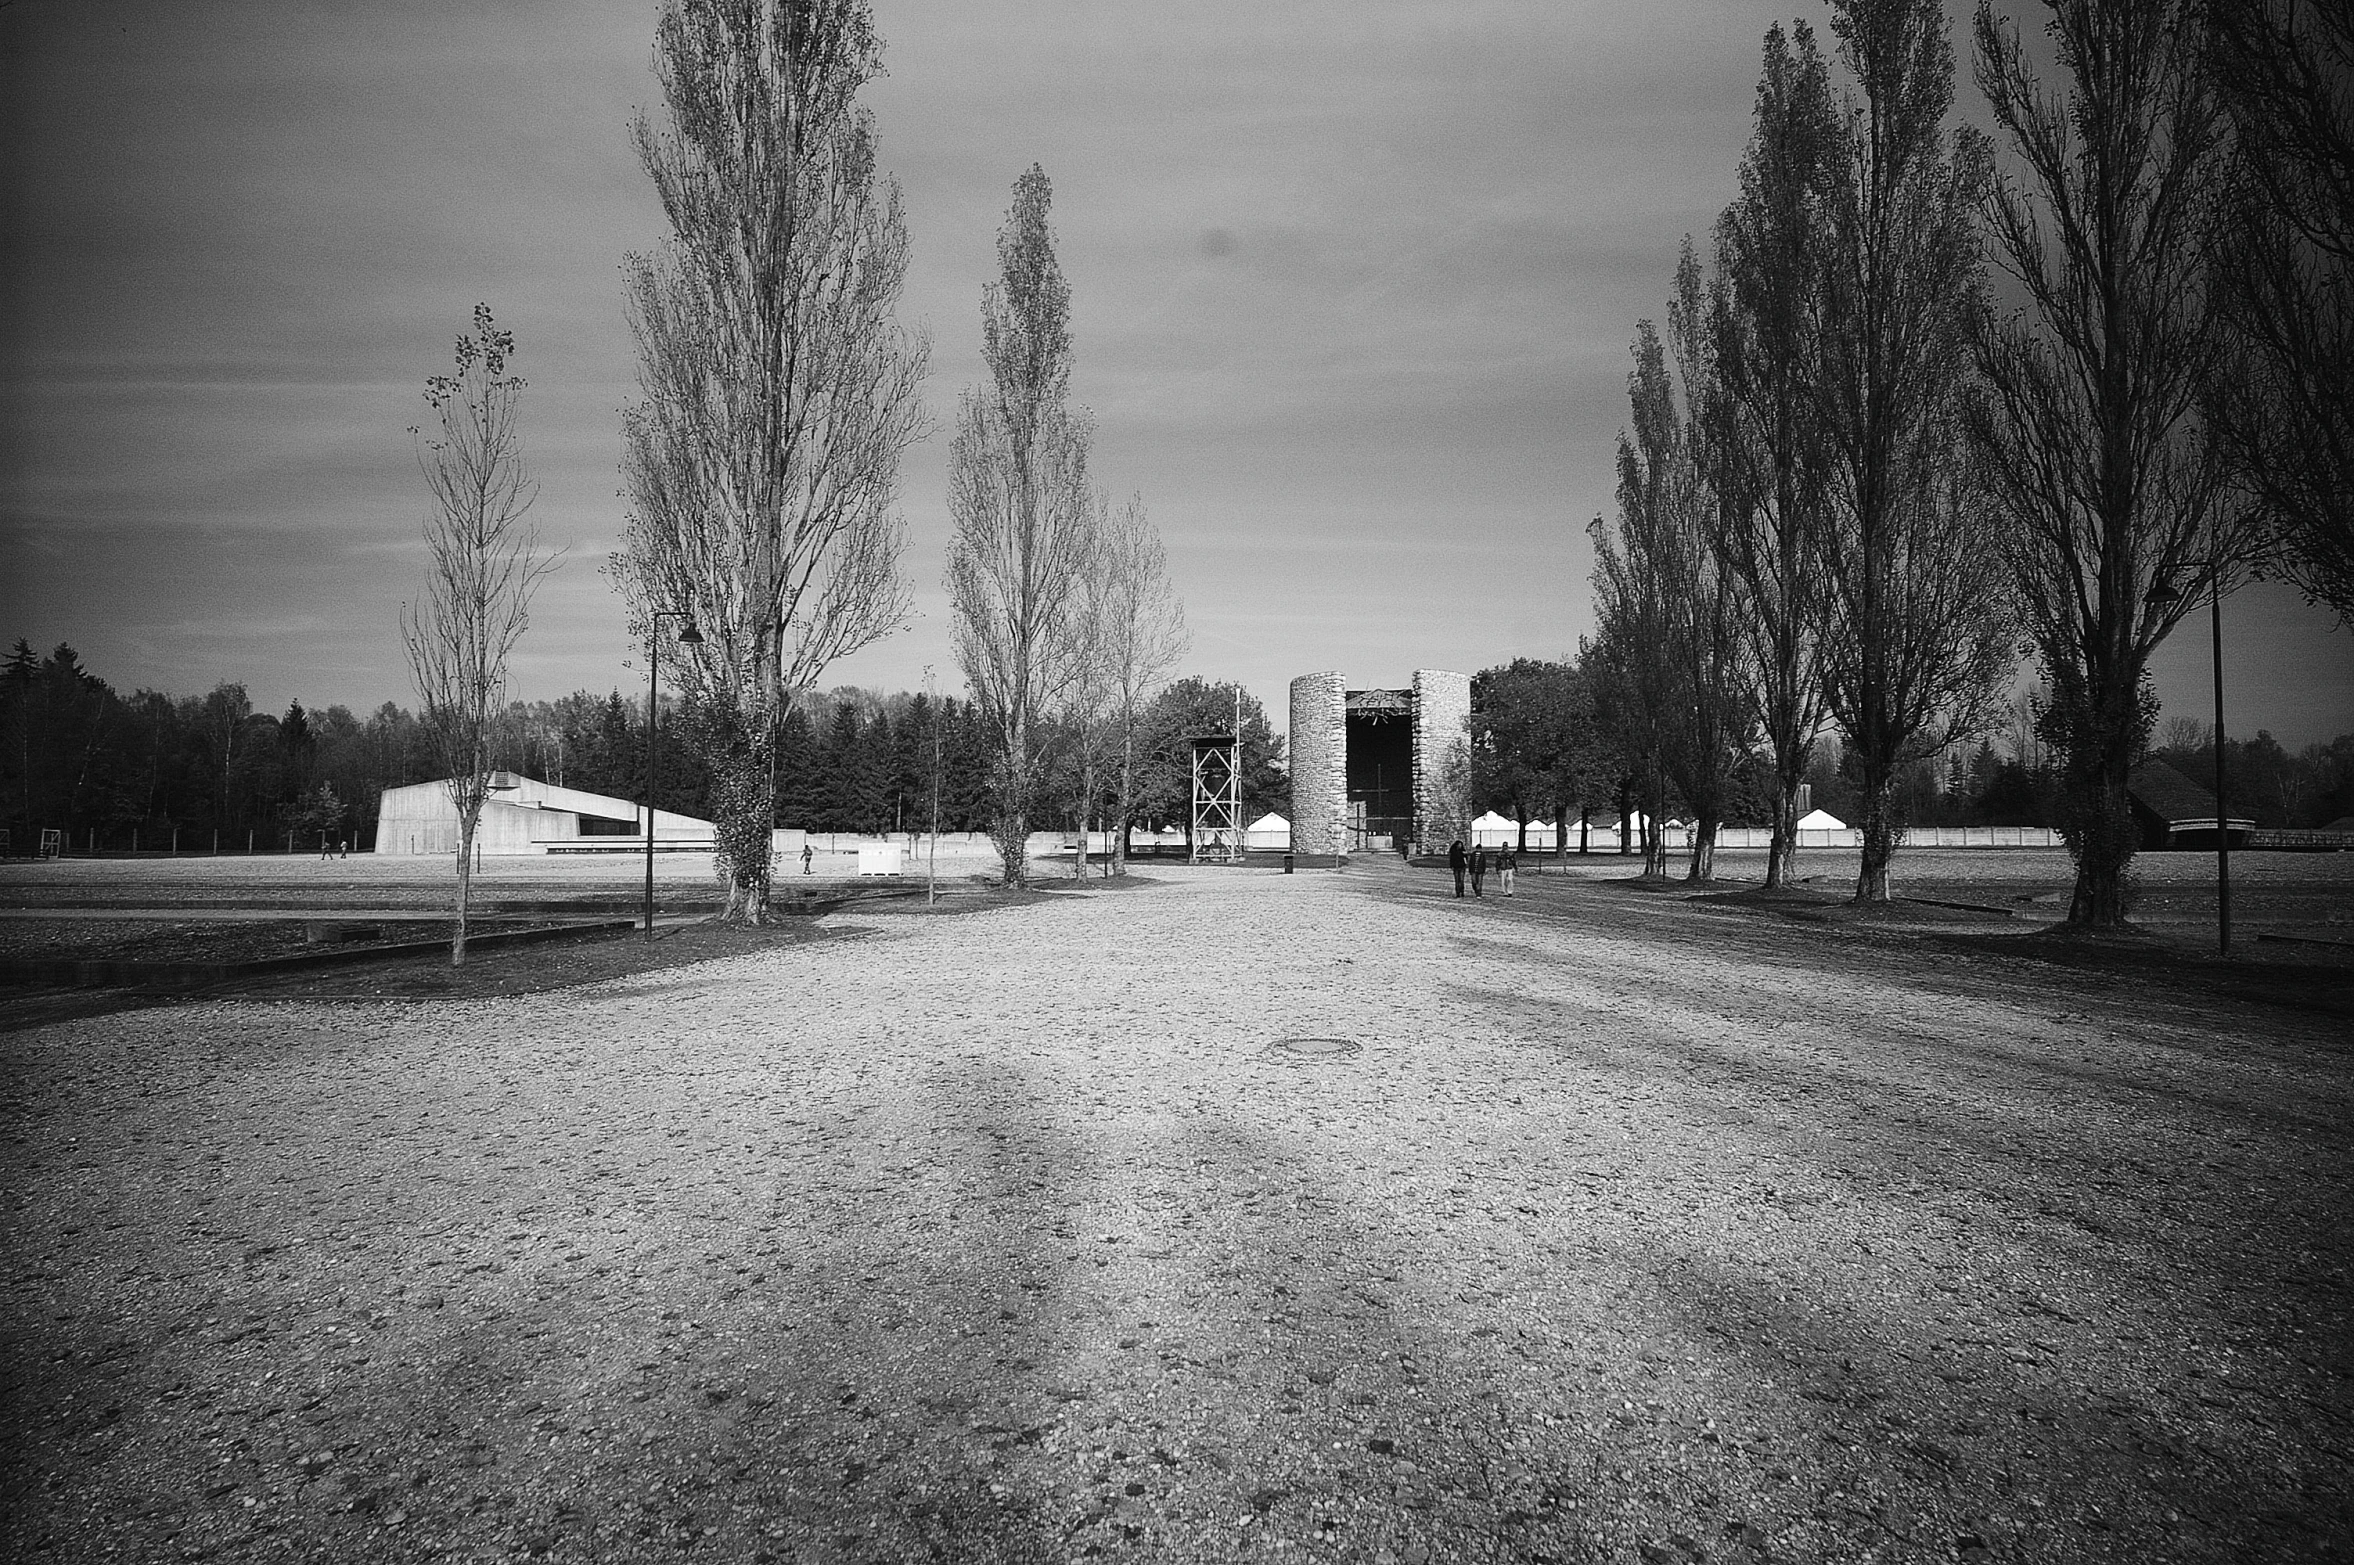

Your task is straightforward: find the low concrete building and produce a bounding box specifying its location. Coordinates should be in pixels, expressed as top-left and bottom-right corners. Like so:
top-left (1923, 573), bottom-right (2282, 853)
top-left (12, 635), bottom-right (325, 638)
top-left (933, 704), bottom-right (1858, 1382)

top-left (2128, 761), bottom-right (2255, 849)
top-left (374, 774), bottom-right (713, 856)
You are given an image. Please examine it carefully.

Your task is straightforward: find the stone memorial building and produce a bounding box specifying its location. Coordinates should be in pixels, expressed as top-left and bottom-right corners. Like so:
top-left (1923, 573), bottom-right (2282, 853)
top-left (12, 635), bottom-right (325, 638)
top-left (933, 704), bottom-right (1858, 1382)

top-left (1288, 669), bottom-right (1470, 858)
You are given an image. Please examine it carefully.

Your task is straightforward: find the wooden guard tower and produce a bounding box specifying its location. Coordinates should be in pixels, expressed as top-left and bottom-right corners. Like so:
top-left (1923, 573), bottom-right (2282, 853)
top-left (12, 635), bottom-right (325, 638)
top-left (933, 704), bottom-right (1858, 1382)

top-left (1190, 733), bottom-right (1242, 863)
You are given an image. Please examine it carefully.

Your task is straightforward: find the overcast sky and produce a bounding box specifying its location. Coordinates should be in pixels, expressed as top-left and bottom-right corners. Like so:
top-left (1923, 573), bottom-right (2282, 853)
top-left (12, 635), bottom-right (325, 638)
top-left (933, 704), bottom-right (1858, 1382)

top-left (4, 0), bottom-right (2347, 749)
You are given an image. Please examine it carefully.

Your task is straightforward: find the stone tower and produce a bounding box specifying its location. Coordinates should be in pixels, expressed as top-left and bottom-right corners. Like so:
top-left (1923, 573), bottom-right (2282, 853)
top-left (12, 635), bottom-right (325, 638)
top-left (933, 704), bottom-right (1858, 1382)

top-left (1285, 668), bottom-right (1469, 857)
top-left (1286, 672), bottom-right (1347, 858)
top-left (1411, 669), bottom-right (1471, 851)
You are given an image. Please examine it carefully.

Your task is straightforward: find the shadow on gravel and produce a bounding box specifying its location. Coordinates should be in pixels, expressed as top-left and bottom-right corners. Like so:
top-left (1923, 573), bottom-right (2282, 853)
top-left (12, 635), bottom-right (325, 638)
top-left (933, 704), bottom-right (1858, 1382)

top-left (1423, 943), bottom-right (2353, 1559)
top-left (0, 986), bottom-right (190, 1032)
top-left (1921, 926), bottom-right (2354, 1023)
top-left (1643, 1249), bottom-right (2335, 1561)
top-left (1435, 869), bottom-right (2354, 1029)
top-left (1437, 946), bottom-right (2349, 1197)
top-left (666, 1047), bottom-right (1086, 1564)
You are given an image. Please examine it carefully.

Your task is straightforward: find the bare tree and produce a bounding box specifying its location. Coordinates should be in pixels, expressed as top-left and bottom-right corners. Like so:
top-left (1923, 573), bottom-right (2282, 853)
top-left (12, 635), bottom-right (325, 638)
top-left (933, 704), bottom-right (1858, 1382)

top-left (1811, 0), bottom-right (2014, 903)
top-left (947, 165), bottom-right (1101, 888)
top-left (1057, 515), bottom-right (1116, 880)
top-left (1091, 495), bottom-right (1187, 877)
top-left (1969, 0), bottom-right (2260, 926)
top-left (1709, 19), bottom-right (1838, 890)
top-left (402, 305), bottom-right (552, 966)
top-left (1581, 621), bottom-right (1673, 877)
top-left (1663, 246), bottom-right (1759, 883)
top-left (2204, 0), bottom-right (2354, 619)
top-left (1591, 274), bottom-right (1752, 884)
top-left (617, 0), bottom-right (927, 923)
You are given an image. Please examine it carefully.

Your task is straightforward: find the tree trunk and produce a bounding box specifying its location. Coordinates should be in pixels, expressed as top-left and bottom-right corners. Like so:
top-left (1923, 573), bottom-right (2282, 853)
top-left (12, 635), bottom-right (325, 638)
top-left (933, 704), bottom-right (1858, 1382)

top-left (1578, 807), bottom-right (1591, 855)
top-left (1112, 729), bottom-right (1133, 878)
top-left (1685, 816), bottom-right (1717, 883)
top-left (452, 816), bottom-right (473, 968)
top-left (1642, 768), bottom-right (1670, 878)
top-left (1766, 769), bottom-right (1801, 890)
top-left (709, 750), bottom-right (776, 924)
top-left (993, 721), bottom-right (1030, 888)
top-left (2063, 711), bottom-right (2140, 927)
top-left (1854, 752), bottom-right (1896, 903)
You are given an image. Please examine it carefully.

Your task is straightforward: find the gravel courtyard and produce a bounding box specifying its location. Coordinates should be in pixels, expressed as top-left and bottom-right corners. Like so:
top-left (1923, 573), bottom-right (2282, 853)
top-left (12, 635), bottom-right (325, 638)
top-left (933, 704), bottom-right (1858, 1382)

top-left (3, 858), bottom-right (2348, 1565)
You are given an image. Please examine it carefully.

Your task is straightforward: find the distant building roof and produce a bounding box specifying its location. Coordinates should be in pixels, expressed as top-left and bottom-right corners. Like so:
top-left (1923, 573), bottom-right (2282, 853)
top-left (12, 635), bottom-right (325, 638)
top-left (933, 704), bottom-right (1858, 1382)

top-left (2128, 761), bottom-right (2256, 830)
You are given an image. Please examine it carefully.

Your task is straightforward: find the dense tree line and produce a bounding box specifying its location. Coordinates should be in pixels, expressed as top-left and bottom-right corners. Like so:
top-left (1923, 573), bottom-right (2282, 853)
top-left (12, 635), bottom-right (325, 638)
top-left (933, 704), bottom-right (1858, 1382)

top-left (0, 637), bottom-right (1289, 856)
top-left (1586, 0), bottom-right (2350, 924)
top-left (0, 639), bottom-right (714, 854)
top-left (1, 640), bottom-right (428, 855)
top-left (1462, 645), bottom-right (2354, 851)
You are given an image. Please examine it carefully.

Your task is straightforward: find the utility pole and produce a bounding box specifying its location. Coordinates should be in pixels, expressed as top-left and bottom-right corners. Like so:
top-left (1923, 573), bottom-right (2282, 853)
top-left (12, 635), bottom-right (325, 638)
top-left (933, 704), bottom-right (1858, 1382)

top-left (925, 667), bottom-right (943, 905)
top-left (644, 611), bottom-right (702, 940)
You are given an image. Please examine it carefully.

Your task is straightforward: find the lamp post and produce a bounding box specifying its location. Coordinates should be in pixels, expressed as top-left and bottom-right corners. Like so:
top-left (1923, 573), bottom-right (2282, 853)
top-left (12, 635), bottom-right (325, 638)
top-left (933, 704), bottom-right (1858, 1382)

top-left (645, 611), bottom-right (703, 940)
top-left (2151, 566), bottom-right (2229, 955)
top-left (923, 665), bottom-right (942, 906)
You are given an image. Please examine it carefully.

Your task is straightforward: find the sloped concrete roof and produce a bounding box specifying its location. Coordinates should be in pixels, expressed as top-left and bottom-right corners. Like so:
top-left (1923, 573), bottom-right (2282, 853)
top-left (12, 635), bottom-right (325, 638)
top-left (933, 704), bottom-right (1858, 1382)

top-left (2129, 761), bottom-right (2256, 830)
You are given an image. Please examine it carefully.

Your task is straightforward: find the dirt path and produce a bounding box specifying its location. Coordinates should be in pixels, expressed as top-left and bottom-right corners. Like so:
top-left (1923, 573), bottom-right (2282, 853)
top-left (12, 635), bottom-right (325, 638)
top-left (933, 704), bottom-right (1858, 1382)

top-left (2, 862), bottom-right (2346, 1564)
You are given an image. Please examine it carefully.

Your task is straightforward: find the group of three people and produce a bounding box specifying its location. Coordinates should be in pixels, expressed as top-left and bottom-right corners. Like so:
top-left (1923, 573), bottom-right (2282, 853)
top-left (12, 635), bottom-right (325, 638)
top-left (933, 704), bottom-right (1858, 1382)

top-left (1446, 838), bottom-right (1514, 898)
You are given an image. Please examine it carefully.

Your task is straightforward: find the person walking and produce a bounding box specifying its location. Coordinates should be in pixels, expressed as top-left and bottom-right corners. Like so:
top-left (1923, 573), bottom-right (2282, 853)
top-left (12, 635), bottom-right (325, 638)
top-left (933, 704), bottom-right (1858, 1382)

top-left (801, 842), bottom-right (815, 876)
top-left (1498, 843), bottom-right (1516, 896)
top-left (1470, 844), bottom-right (1488, 897)
top-left (1448, 838), bottom-right (1467, 898)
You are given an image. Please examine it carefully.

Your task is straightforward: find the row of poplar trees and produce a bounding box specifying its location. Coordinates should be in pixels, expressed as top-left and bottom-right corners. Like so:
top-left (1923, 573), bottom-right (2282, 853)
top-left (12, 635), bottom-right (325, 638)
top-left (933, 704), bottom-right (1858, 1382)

top-left (943, 168), bottom-right (1190, 888)
top-left (610, 1), bottom-right (1188, 915)
top-left (1589, 0), bottom-right (2349, 925)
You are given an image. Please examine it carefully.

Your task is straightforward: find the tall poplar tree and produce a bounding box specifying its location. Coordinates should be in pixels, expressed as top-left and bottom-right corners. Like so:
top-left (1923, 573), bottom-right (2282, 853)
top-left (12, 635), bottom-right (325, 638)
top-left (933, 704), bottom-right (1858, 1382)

top-left (2204, 0), bottom-right (2354, 619)
top-left (1812, 0), bottom-right (2013, 903)
top-left (1709, 21), bottom-right (1838, 890)
top-left (402, 306), bottom-right (551, 966)
top-left (1591, 281), bottom-right (1751, 883)
top-left (946, 166), bottom-right (1102, 887)
top-left (1969, 0), bottom-right (2259, 926)
top-left (618, 0), bottom-right (928, 922)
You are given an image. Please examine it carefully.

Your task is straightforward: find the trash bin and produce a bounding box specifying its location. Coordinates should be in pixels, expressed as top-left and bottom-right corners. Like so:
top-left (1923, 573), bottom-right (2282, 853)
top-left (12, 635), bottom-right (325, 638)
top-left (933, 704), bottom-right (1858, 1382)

top-left (1282, 852), bottom-right (1295, 874)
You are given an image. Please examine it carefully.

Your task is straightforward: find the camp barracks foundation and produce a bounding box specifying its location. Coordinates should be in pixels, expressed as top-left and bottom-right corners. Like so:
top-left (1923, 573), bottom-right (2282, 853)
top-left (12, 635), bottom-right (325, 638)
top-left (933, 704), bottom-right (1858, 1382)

top-left (1287, 669), bottom-right (1469, 858)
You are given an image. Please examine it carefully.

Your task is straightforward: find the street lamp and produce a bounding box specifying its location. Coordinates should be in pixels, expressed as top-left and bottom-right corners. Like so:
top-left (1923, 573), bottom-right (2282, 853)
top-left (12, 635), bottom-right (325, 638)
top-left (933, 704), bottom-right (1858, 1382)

top-left (2150, 566), bottom-right (2229, 955)
top-left (645, 611), bottom-right (704, 940)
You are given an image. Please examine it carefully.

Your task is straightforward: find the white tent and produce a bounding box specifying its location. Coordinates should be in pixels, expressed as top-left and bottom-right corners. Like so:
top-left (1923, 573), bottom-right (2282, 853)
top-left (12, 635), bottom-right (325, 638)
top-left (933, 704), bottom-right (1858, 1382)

top-left (1469, 810), bottom-right (1518, 847)
top-left (1244, 812), bottom-right (1291, 849)
top-left (1796, 807), bottom-right (1848, 831)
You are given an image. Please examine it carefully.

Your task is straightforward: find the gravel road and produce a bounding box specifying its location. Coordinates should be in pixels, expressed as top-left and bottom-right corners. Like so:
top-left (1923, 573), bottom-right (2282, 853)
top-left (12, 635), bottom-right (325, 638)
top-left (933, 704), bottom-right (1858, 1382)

top-left (2, 858), bottom-right (2346, 1565)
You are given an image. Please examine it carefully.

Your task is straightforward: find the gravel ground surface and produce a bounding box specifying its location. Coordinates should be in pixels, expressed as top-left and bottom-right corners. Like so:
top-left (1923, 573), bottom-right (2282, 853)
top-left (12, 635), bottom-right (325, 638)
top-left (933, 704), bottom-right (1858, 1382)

top-left (1, 857), bottom-right (2348, 1565)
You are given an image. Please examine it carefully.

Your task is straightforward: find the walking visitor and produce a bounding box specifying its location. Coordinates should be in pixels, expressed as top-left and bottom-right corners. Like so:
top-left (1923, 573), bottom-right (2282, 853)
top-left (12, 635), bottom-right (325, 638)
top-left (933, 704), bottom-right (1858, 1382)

top-left (1470, 844), bottom-right (1487, 897)
top-left (1498, 844), bottom-right (1516, 896)
top-left (1448, 838), bottom-right (1467, 898)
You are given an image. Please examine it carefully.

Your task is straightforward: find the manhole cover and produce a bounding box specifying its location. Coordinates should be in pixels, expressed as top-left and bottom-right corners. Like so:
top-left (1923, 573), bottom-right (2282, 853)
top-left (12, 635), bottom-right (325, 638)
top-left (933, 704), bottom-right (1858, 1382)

top-left (1270, 1037), bottom-right (1361, 1059)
